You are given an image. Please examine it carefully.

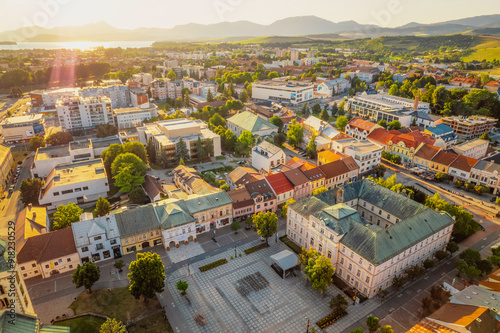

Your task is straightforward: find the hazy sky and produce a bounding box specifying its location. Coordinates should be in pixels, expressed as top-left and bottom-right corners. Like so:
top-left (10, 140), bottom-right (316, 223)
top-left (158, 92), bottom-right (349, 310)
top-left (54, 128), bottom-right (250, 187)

top-left (0, 0), bottom-right (499, 31)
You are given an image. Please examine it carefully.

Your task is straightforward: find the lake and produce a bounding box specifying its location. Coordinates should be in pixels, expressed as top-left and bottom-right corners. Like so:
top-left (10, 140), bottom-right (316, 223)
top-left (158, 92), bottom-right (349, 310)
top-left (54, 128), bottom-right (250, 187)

top-left (0, 41), bottom-right (155, 50)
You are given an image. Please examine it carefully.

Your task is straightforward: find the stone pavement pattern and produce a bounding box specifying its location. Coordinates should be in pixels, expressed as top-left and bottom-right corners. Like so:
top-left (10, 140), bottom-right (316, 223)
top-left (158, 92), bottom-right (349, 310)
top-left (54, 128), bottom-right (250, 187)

top-left (165, 239), bottom-right (381, 333)
top-left (167, 241), bottom-right (205, 263)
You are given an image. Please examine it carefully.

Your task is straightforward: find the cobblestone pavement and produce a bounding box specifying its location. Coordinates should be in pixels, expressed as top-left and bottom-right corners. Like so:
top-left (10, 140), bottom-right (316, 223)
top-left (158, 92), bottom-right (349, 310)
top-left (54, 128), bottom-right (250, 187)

top-left (163, 239), bottom-right (381, 333)
top-left (167, 241), bottom-right (205, 263)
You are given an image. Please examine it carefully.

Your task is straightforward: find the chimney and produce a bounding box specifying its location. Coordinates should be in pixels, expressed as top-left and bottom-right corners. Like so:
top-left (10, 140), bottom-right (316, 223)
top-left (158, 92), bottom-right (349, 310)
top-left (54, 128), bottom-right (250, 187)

top-left (28, 203), bottom-right (32, 211)
top-left (32, 212), bottom-right (36, 218)
top-left (337, 188), bottom-right (344, 203)
top-left (413, 94), bottom-right (420, 111)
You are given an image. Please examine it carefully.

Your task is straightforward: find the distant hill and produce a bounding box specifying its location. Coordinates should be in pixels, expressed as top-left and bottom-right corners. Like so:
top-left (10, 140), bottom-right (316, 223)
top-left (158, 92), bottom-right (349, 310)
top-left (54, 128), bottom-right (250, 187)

top-left (1, 14), bottom-right (500, 43)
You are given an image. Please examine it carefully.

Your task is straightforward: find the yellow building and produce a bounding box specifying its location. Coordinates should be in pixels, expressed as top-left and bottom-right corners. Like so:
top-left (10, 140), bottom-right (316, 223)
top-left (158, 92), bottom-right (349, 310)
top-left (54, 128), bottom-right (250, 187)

top-left (15, 205), bottom-right (48, 252)
top-left (0, 146), bottom-right (13, 193)
top-left (317, 150), bottom-right (348, 166)
top-left (429, 150), bottom-right (459, 174)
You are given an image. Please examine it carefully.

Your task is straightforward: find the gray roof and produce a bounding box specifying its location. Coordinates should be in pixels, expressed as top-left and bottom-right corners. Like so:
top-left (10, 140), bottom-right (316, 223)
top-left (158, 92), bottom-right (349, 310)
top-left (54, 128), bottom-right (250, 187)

top-left (154, 199), bottom-right (195, 229)
top-left (314, 204), bottom-right (365, 235)
top-left (71, 215), bottom-right (120, 248)
top-left (184, 191), bottom-right (233, 214)
top-left (270, 250), bottom-right (298, 271)
top-left (289, 196), bottom-right (331, 218)
top-left (90, 136), bottom-right (122, 149)
top-left (410, 111), bottom-right (441, 121)
top-left (472, 160), bottom-right (500, 174)
top-left (115, 205), bottom-right (160, 237)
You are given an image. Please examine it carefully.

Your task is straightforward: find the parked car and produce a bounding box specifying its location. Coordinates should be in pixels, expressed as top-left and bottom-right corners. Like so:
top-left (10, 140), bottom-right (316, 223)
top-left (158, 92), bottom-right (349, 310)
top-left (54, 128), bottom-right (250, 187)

top-left (8, 185), bottom-right (14, 194)
top-left (491, 196), bottom-right (498, 203)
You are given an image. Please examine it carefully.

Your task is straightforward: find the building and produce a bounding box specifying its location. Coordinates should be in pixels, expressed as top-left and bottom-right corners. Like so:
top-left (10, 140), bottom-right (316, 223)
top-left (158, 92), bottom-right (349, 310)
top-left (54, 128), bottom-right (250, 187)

top-left (302, 116), bottom-right (341, 151)
top-left (413, 144), bottom-right (441, 170)
top-left (283, 168), bottom-right (311, 201)
top-left (1, 115), bottom-right (45, 143)
top-left (424, 124), bottom-right (458, 147)
top-left (17, 228), bottom-right (80, 279)
top-left (79, 85), bottom-right (130, 108)
top-left (265, 173), bottom-right (294, 207)
top-left (29, 88), bottom-right (79, 109)
top-left (451, 139), bottom-right (489, 159)
top-left (15, 205), bottom-right (48, 252)
top-left (184, 192), bottom-right (233, 234)
top-left (470, 160), bottom-right (500, 194)
top-left (56, 96), bottom-right (114, 131)
top-left (319, 158), bottom-right (359, 189)
top-left (0, 239), bottom-right (35, 316)
top-left (142, 175), bottom-right (166, 202)
top-left (38, 159), bottom-right (110, 209)
top-left (441, 116), bottom-right (497, 141)
top-left (484, 80), bottom-right (500, 93)
top-left (303, 167), bottom-right (326, 193)
top-left (172, 165), bottom-right (218, 195)
top-left (251, 80), bottom-right (314, 105)
top-left (0, 146), bottom-right (13, 192)
top-left (331, 138), bottom-right (383, 174)
top-left (410, 111), bottom-right (442, 129)
top-left (346, 67), bottom-right (380, 83)
top-left (0, 312), bottom-right (69, 332)
top-left (228, 188), bottom-right (255, 220)
top-left (132, 73), bottom-right (153, 85)
top-left (387, 132), bottom-right (437, 166)
top-left (429, 150), bottom-right (459, 174)
top-left (71, 215), bottom-right (122, 263)
top-left (245, 179), bottom-right (277, 214)
top-left (154, 198), bottom-right (196, 250)
top-left (251, 141), bottom-right (285, 173)
top-left (316, 78), bottom-right (350, 96)
top-left (448, 155), bottom-right (479, 182)
top-left (286, 180), bottom-right (455, 298)
top-left (317, 150), bottom-right (349, 166)
top-left (227, 111), bottom-right (278, 138)
top-left (129, 88), bottom-right (148, 107)
top-left (114, 104), bottom-right (158, 129)
top-left (115, 205), bottom-right (162, 255)
top-left (138, 119), bottom-right (221, 164)
top-left (226, 166), bottom-right (263, 189)
top-left (345, 118), bottom-right (382, 140)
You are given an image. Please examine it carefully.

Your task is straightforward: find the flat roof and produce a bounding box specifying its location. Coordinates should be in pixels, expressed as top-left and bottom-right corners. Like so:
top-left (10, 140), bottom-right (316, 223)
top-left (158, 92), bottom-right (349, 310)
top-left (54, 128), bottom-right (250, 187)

top-left (51, 159), bottom-right (106, 186)
top-left (35, 145), bottom-right (70, 161)
top-left (3, 114), bottom-right (43, 125)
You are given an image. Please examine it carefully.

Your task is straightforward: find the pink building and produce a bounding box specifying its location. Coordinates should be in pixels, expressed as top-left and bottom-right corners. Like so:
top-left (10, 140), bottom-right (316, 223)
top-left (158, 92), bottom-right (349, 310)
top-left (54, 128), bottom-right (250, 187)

top-left (283, 168), bottom-right (312, 201)
top-left (245, 179), bottom-right (277, 214)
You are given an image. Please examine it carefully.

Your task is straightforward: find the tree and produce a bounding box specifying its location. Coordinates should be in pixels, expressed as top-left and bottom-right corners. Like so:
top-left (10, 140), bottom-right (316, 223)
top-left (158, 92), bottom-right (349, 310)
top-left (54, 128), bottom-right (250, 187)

top-left (95, 197), bottom-right (111, 217)
top-left (434, 250), bottom-right (448, 261)
top-left (304, 254), bottom-right (335, 294)
top-left (96, 124), bottom-right (118, 138)
top-left (435, 172), bottom-right (449, 182)
top-left (380, 326), bottom-right (394, 333)
top-left (422, 284), bottom-right (451, 316)
top-left (128, 252), bottom-right (166, 301)
top-left (270, 116), bottom-right (284, 132)
top-left (281, 198), bottom-right (296, 218)
top-left (236, 131), bottom-right (255, 156)
top-left (194, 137), bottom-right (206, 162)
top-left (111, 153), bottom-right (147, 193)
top-left (129, 186), bottom-right (146, 204)
top-left (175, 137), bottom-right (190, 162)
top-left (209, 113), bottom-right (226, 130)
top-left (306, 134), bottom-right (317, 159)
top-left (474, 185), bottom-right (489, 195)
top-left (366, 316), bottom-right (380, 333)
top-left (330, 294), bottom-right (348, 313)
top-left (312, 187), bottom-right (328, 196)
top-left (456, 260), bottom-right (469, 276)
top-left (231, 220), bottom-right (240, 233)
top-left (146, 138), bottom-right (156, 164)
top-left (100, 318), bottom-right (125, 333)
top-left (0, 68), bottom-right (32, 88)
top-left (312, 103), bottom-right (322, 114)
top-left (19, 178), bottom-right (45, 206)
top-left (240, 89), bottom-right (249, 103)
top-left (373, 165), bottom-right (387, 178)
top-left (53, 203), bottom-right (83, 230)
top-left (388, 120), bottom-right (402, 130)
top-left (478, 259), bottom-right (493, 275)
top-left (123, 142), bottom-right (148, 163)
top-left (301, 103), bottom-right (310, 117)
top-left (446, 241), bottom-right (459, 254)
top-left (72, 261), bottom-right (100, 294)
top-left (479, 133), bottom-right (492, 142)
top-left (423, 259), bottom-right (435, 269)
top-left (351, 329), bottom-right (364, 333)
top-left (252, 211), bottom-right (278, 245)
top-left (404, 265), bottom-right (425, 281)
top-left (29, 136), bottom-right (45, 151)
top-left (167, 70), bottom-right (177, 80)
top-left (46, 131), bottom-right (73, 146)
top-left (459, 248), bottom-right (481, 266)
top-left (101, 144), bottom-right (124, 174)
top-left (319, 107), bottom-right (330, 121)
top-left (113, 259), bottom-right (125, 271)
top-left (287, 119), bottom-right (304, 148)
top-left (336, 116), bottom-right (348, 131)
top-left (176, 280), bottom-right (189, 295)
top-left (466, 266), bottom-right (481, 281)
top-left (392, 275), bottom-right (406, 291)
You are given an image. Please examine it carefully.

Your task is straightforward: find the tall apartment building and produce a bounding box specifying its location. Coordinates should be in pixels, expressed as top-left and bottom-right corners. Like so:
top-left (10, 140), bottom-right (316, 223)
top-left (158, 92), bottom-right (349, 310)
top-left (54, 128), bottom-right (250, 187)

top-left (79, 85), bottom-right (130, 108)
top-left (290, 50), bottom-right (300, 61)
top-left (114, 104), bottom-right (158, 129)
top-left (286, 180), bottom-right (455, 298)
top-left (56, 96), bottom-right (114, 131)
top-left (441, 116), bottom-right (497, 141)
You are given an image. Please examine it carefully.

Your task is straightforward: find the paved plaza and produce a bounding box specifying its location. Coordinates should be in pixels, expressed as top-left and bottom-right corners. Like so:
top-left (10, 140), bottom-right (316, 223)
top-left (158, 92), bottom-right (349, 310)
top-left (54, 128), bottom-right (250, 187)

top-left (164, 239), bottom-right (380, 333)
top-left (167, 242), bottom-right (206, 263)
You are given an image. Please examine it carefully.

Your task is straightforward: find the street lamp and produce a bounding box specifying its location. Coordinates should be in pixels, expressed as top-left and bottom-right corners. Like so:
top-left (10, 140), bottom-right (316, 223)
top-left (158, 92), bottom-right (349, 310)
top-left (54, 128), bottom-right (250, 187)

top-left (305, 316), bottom-right (310, 333)
top-left (234, 244), bottom-right (237, 258)
top-left (187, 259), bottom-right (190, 276)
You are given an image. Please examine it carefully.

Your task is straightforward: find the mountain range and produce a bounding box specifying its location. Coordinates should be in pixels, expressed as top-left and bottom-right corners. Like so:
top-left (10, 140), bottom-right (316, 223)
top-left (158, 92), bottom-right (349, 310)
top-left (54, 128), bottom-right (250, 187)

top-left (1, 14), bottom-right (500, 43)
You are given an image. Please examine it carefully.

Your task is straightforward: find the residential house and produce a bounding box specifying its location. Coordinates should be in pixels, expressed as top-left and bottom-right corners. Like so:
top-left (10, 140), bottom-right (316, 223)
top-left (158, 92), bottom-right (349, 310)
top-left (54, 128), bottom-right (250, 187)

top-left (424, 124), bottom-right (458, 148)
top-left (286, 180), bottom-right (455, 298)
top-left (142, 175), bottom-right (166, 202)
top-left (227, 111), bottom-right (278, 138)
top-left (226, 166), bottom-right (263, 189)
top-left (302, 116), bottom-right (341, 151)
top-left (412, 144), bottom-right (441, 170)
top-left (184, 191), bottom-right (233, 233)
top-left (319, 158), bottom-right (359, 189)
top-left (316, 78), bottom-right (350, 96)
top-left (283, 168), bottom-right (312, 201)
top-left (331, 138), bottom-right (383, 174)
top-left (17, 228), bottom-right (80, 279)
top-left (317, 150), bottom-right (349, 166)
top-left (484, 80), bottom-right (500, 93)
top-left (284, 157), bottom-right (317, 171)
top-left (71, 215), bottom-right (122, 263)
top-left (410, 111), bottom-right (442, 129)
top-left (448, 155), bottom-right (479, 182)
top-left (470, 160), bottom-right (500, 194)
top-left (429, 150), bottom-right (459, 174)
top-left (441, 116), bottom-right (497, 141)
top-left (15, 205), bottom-right (48, 252)
top-left (245, 179), bottom-right (277, 214)
top-left (303, 167), bottom-right (326, 193)
top-left (154, 198), bottom-right (196, 250)
top-left (265, 172), bottom-right (295, 207)
top-left (386, 132), bottom-right (436, 166)
top-left (228, 187), bottom-right (255, 220)
top-left (366, 128), bottom-right (397, 150)
top-left (451, 139), bottom-right (489, 160)
top-left (449, 77), bottom-right (478, 88)
top-left (173, 165), bottom-right (218, 195)
top-left (251, 141), bottom-right (285, 173)
top-left (345, 118), bottom-right (382, 140)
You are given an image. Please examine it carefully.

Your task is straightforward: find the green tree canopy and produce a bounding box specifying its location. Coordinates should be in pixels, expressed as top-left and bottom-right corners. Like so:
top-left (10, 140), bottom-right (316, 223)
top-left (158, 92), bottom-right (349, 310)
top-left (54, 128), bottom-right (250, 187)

top-left (167, 70), bottom-right (177, 80)
top-left (252, 211), bottom-right (278, 245)
top-left (95, 197), bottom-right (111, 217)
top-left (123, 142), bottom-right (148, 163)
top-left (281, 198), bottom-right (296, 218)
top-left (46, 131), bottom-right (73, 146)
top-left (209, 113), bottom-right (226, 129)
top-left (388, 120), bottom-right (402, 130)
top-left (99, 317), bottom-right (125, 333)
top-left (29, 136), bottom-right (45, 151)
top-left (53, 203), bottom-right (83, 230)
top-left (96, 124), bottom-right (118, 138)
top-left (270, 116), bottom-right (284, 132)
top-left (19, 178), bottom-right (45, 206)
top-left (128, 252), bottom-right (166, 300)
top-left (287, 119), bottom-right (304, 148)
top-left (111, 153), bottom-right (147, 193)
top-left (175, 137), bottom-right (190, 162)
top-left (366, 316), bottom-right (381, 333)
top-left (312, 187), bottom-right (328, 196)
top-left (304, 253), bottom-right (335, 294)
top-left (336, 116), bottom-right (348, 131)
top-left (330, 294), bottom-right (348, 313)
top-left (72, 261), bottom-right (100, 293)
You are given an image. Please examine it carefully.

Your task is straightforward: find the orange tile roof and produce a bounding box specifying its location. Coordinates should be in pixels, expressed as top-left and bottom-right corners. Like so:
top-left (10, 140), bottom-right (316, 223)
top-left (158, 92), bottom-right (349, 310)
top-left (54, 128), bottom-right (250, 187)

top-left (428, 303), bottom-right (489, 327)
top-left (449, 155), bottom-right (479, 173)
top-left (415, 144), bottom-right (441, 161)
top-left (407, 318), bottom-right (458, 333)
top-left (347, 117), bottom-right (378, 132)
top-left (479, 268), bottom-right (500, 292)
top-left (317, 150), bottom-right (348, 163)
top-left (367, 128), bottom-right (396, 145)
top-left (391, 133), bottom-right (435, 150)
top-left (431, 150), bottom-right (459, 166)
top-left (285, 157), bottom-right (317, 171)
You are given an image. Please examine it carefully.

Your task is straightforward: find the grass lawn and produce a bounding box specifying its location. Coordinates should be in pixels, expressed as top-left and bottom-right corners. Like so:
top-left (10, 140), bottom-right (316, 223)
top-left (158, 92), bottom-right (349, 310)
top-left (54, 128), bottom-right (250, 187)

top-left (465, 67), bottom-right (500, 75)
top-left (130, 311), bottom-right (173, 333)
top-left (216, 156), bottom-right (226, 160)
top-left (55, 316), bottom-right (105, 332)
top-left (69, 287), bottom-right (166, 326)
top-left (463, 48), bottom-right (500, 62)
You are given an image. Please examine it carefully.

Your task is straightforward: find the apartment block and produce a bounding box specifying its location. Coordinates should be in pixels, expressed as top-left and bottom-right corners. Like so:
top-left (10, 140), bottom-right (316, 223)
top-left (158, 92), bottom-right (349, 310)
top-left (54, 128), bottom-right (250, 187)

top-left (56, 96), bottom-right (114, 131)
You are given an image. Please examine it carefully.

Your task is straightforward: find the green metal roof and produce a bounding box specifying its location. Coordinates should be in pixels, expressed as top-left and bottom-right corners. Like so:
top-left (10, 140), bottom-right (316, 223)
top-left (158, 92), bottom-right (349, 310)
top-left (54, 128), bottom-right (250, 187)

top-left (154, 199), bottom-right (195, 229)
top-left (0, 239), bottom-right (10, 273)
top-left (115, 205), bottom-right (160, 237)
top-left (184, 191), bottom-right (233, 214)
top-left (314, 204), bottom-right (364, 235)
top-left (289, 196), bottom-right (330, 218)
top-left (227, 111), bottom-right (278, 133)
top-left (39, 325), bottom-right (70, 333)
top-left (0, 312), bottom-right (67, 333)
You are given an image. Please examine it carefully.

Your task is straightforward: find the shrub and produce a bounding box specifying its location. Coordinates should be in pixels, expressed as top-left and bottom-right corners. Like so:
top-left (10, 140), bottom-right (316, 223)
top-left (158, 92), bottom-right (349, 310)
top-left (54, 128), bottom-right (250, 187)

top-left (316, 310), bottom-right (347, 329)
top-left (230, 256), bottom-right (234, 259)
top-left (244, 243), bottom-right (269, 255)
top-left (434, 250), bottom-right (448, 261)
top-left (199, 259), bottom-right (227, 272)
top-left (423, 259), bottom-right (435, 269)
top-left (239, 253), bottom-right (242, 257)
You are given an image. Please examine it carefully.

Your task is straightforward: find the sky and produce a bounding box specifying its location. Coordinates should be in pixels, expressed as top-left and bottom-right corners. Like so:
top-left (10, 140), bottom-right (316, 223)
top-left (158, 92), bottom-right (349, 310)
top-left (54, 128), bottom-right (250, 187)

top-left (0, 0), bottom-right (499, 31)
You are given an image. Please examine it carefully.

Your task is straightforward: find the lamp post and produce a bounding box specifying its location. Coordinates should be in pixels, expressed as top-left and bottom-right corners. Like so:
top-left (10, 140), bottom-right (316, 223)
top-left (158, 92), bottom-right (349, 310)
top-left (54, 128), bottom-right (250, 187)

top-left (187, 259), bottom-right (190, 276)
top-left (305, 316), bottom-right (310, 333)
top-left (234, 244), bottom-right (237, 258)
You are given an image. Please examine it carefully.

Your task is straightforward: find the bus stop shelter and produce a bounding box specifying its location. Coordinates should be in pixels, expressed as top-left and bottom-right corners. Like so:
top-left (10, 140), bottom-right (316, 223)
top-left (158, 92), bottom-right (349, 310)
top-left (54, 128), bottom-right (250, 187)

top-left (270, 250), bottom-right (299, 279)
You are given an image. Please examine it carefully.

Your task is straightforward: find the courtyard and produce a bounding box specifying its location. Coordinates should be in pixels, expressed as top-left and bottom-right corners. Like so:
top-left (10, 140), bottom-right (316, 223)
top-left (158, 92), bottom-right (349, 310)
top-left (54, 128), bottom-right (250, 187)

top-left (163, 239), bottom-right (380, 333)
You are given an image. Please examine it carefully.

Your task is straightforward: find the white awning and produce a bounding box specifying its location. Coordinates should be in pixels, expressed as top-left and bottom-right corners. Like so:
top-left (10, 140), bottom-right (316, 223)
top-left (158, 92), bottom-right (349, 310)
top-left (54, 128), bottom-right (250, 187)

top-left (270, 250), bottom-right (298, 271)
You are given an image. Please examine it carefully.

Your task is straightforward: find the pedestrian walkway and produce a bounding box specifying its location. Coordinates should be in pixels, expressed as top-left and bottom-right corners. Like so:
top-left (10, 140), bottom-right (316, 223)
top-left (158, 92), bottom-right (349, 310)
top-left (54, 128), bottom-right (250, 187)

top-left (167, 241), bottom-right (205, 263)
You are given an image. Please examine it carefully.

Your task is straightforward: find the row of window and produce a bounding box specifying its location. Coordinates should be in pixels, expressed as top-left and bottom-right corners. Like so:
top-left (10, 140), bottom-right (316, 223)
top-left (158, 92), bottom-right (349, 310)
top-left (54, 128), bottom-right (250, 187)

top-left (53, 186), bottom-right (90, 196)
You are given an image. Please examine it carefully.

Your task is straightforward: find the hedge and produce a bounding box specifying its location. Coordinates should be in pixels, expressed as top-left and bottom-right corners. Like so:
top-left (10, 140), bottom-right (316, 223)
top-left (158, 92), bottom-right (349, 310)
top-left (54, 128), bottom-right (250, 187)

top-left (244, 243), bottom-right (269, 255)
top-left (279, 235), bottom-right (303, 254)
top-left (199, 259), bottom-right (227, 272)
top-left (317, 310), bottom-right (347, 329)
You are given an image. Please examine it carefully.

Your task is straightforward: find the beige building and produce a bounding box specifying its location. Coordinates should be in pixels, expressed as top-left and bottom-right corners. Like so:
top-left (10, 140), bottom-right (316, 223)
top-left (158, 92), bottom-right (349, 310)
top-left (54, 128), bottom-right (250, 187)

top-left (1, 114), bottom-right (45, 143)
top-left (451, 138), bottom-right (489, 160)
top-left (0, 145), bottom-right (13, 192)
top-left (441, 116), bottom-right (497, 141)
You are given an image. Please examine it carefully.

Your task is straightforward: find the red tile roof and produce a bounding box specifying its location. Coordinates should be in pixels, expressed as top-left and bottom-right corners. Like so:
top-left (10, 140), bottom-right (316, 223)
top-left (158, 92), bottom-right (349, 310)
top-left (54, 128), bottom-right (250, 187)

top-left (367, 128), bottom-right (396, 145)
top-left (347, 117), bottom-right (378, 132)
top-left (449, 155), bottom-right (479, 172)
top-left (415, 144), bottom-right (440, 160)
top-left (319, 157), bottom-right (359, 179)
top-left (303, 167), bottom-right (326, 181)
top-left (228, 187), bottom-right (254, 209)
top-left (18, 227), bottom-right (77, 264)
top-left (283, 168), bottom-right (310, 187)
top-left (265, 172), bottom-right (294, 195)
top-left (431, 150), bottom-right (459, 166)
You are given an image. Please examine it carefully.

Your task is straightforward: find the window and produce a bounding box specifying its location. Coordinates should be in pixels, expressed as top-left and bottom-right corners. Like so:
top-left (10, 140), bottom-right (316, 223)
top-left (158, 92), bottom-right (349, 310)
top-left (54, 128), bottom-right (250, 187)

top-left (83, 186), bottom-right (89, 190)
top-left (340, 258), bottom-right (344, 264)
top-left (348, 263), bottom-right (352, 270)
top-left (21, 266), bottom-right (25, 271)
top-left (67, 258), bottom-right (71, 262)
top-left (387, 214), bottom-right (390, 219)
top-left (350, 252), bottom-right (354, 258)
top-left (45, 264), bottom-right (49, 269)
top-left (74, 188), bottom-right (81, 192)
top-left (32, 263), bottom-right (36, 268)
top-left (327, 251), bottom-right (332, 259)
top-left (318, 244), bottom-right (322, 252)
top-left (94, 236), bottom-right (102, 241)
top-left (359, 258), bottom-right (363, 265)
top-left (54, 262), bottom-right (58, 266)
top-left (257, 205), bottom-right (261, 209)
top-left (310, 238), bottom-right (314, 246)
top-left (69, 265), bottom-right (73, 269)
top-left (61, 189), bottom-right (73, 194)
top-left (379, 209), bottom-right (382, 215)
top-left (357, 270), bottom-right (361, 277)
top-left (366, 276), bottom-right (370, 283)
top-left (110, 239), bottom-right (117, 245)
top-left (371, 206), bottom-right (374, 212)
top-left (81, 247), bottom-right (88, 252)
top-left (96, 243), bottom-right (104, 251)
top-left (53, 192), bottom-right (60, 196)
top-left (35, 270), bottom-right (38, 274)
